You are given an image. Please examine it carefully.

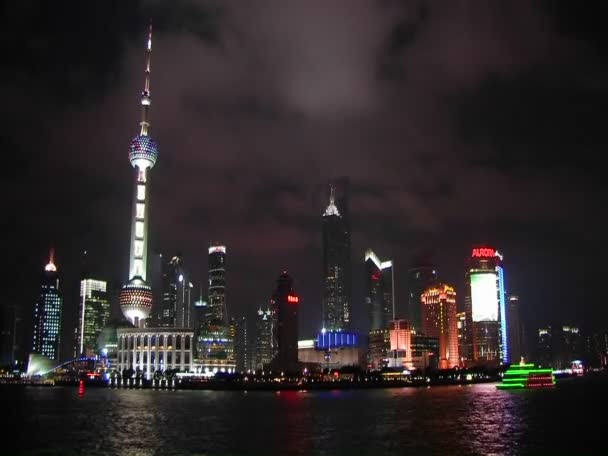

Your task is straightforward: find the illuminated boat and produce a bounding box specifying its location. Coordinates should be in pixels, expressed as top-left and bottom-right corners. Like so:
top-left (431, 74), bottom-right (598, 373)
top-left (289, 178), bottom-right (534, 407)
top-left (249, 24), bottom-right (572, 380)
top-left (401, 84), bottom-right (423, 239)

top-left (496, 361), bottom-right (555, 389)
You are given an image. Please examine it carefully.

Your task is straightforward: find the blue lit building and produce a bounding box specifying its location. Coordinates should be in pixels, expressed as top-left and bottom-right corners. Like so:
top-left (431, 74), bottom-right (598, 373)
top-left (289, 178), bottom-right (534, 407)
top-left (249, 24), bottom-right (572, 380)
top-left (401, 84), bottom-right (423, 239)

top-left (32, 250), bottom-right (63, 361)
top-left (315, 330), bottom-right (358, 350)
top-left (496, 257), bottom-right (508, 364)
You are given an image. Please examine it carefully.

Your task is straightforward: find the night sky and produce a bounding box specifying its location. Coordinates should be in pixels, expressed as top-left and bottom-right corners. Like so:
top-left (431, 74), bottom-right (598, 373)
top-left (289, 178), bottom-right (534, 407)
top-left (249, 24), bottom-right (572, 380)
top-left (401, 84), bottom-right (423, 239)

top-left (3, 1), bottom-right (608, 359)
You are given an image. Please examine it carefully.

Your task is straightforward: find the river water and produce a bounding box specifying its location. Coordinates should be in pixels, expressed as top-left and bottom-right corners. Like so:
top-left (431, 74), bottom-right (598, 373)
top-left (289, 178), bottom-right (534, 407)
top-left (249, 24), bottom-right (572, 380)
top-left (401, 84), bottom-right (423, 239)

top-left (5, 376), bottom-right (605, 456)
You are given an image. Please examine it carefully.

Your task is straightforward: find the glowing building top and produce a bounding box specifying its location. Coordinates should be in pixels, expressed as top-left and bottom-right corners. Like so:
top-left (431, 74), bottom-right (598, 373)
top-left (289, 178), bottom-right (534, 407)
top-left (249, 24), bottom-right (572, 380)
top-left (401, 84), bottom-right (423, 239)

top-left (323, 185), bottom-right (340, 217)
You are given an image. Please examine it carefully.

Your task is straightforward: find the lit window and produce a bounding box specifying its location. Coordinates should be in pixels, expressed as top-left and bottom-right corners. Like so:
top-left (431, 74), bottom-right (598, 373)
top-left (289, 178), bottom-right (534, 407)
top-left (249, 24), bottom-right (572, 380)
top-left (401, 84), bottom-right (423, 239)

top-left (136, 203), bottom-right (145, 219)
top-left (135, 221), bottom-right (144, 238)
top-left (134, 240), bottom-right (144, 257)
top-left (137, 185), bottom-right (146, 201)
top-left (138, 169), bottom-right (147, 183)
top-left (134, 260), bottom-right (144, 276)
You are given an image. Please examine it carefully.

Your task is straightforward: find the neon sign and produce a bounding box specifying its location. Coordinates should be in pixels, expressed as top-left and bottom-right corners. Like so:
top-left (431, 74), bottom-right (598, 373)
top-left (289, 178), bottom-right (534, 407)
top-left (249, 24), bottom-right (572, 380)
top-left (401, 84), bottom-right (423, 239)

top-left (287, 295), bottom-right (299, 303)
top-left (471, 248), bottom-right (495, 258)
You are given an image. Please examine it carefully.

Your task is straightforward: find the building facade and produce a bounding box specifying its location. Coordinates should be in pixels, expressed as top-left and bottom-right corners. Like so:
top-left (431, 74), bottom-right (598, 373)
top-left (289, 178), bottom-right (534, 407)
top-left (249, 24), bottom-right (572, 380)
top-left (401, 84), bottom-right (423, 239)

top-left (388, 319), bottom-right (412, 369)
top-left (32, 251), bottom-right (63, 361)
top-left (365, 249), bottom-right (394, 331)
top-left (270, 272), bottom-right (299, 371)
top-left (119, 24), bottom-right (158, 327)
top-left (421, 283), bottom-right (459, 369)
top-left (255, 305), bottom-right (274, 370)
top-left (117, 328), bottom-right (194, 380)
top-left (407, 255), bottom-right (437, 333)
top-left (77, 278), bottom-right (109, 356)
top-left (234, 316), bottom-right (250, 372)
top-left (207, 245), bottom-right (227, 325)
top-left (465, 247), bottom-right (508, 366)
top-left (506, 295), bottom-right (522, 363)
top-left (321, 184), bottom-right (351, 331)
top-left (159, 254), bottom-right (193, 328)
top-left (198, 245), bottom-right (234, 370)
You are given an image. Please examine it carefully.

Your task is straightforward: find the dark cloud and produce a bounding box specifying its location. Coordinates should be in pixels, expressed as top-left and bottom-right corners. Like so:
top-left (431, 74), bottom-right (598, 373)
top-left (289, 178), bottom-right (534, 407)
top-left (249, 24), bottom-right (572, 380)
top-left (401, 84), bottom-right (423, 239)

top-left (2, 0), bottom-right (608, 360)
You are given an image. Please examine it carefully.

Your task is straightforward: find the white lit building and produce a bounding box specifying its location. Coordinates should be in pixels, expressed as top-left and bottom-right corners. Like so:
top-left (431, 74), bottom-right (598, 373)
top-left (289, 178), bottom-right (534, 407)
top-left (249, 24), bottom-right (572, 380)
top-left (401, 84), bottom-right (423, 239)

top-left (117, 328), bottom-right (195, 380)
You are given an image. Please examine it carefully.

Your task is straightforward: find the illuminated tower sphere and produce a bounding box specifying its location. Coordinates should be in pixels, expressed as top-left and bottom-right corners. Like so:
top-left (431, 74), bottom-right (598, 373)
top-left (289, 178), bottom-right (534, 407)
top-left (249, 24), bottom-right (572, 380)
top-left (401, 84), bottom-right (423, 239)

top-left (120, 23), bottom-right (158, 327)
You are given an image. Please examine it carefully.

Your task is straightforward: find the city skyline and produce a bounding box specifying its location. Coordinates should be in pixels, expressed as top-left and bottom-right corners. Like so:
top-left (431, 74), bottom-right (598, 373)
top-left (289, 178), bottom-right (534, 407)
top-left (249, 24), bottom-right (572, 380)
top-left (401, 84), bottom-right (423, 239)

top-left (4, 3), bottom-right (608, 364)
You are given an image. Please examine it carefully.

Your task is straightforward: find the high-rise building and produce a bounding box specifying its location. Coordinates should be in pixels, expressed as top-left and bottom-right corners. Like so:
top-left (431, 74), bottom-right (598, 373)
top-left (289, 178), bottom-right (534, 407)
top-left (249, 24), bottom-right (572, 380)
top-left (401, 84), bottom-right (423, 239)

top-left (255, 305), bottom-right (274, 370)
top-left (407, 254), bottom-right (437, 332)
top-left (234, 315), bottom-right (249, 372)
top-left (456, 311), bottom-right (469, 363)
top-left (388, 319), bottom-right (412, 369)
top-left (119, 24), bottom-right (157, 327)
top-left (421, 283), bottom-right (459, 369)
top-left (537, 326), bottom-right (553, 368)
top-left (465, 246), bottom-right (508, 366)
top-left (159, 254), bottom-right (193, 328)
top-left (1, 304), bottom-right (23, 368)
top-left (77, 277), bottom-right (109, 356)
top-left (506, 295), bottom-right (522, 363)
top-left (207, 245), bottom-right (227, 325)
top-left (197, 244), bottom-right (234, 371)
top-left (270, 272), bottom-right (299, 371)
top-left (365, 249), bottom-right (394, 331)
top-left (32, 250), bottom-right (63, 361)
top-left (321, 184), bottom-right (351, 331)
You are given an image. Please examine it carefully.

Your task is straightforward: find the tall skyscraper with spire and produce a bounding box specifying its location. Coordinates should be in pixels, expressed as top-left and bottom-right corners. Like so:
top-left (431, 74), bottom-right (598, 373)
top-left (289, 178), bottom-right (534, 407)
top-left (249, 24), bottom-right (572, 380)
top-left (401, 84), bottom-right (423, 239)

top-left (32, 250), bottom-right (63, 360)
top-left (321, 184), bottom-right (351, 331)
top-left (119, 23), bottom-right (158, 327)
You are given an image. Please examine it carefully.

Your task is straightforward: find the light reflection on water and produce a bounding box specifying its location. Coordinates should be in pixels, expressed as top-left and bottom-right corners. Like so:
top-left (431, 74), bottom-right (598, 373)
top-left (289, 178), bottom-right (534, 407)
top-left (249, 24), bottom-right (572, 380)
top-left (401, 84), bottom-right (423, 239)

top-left (5, 378), bottom-right (606, 456)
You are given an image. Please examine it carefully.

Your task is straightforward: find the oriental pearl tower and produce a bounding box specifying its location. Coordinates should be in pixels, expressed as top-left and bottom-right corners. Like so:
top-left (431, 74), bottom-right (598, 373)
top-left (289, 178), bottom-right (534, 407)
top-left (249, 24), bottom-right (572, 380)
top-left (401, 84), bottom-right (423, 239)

top-left (119, 23), bottom-right (158, 327)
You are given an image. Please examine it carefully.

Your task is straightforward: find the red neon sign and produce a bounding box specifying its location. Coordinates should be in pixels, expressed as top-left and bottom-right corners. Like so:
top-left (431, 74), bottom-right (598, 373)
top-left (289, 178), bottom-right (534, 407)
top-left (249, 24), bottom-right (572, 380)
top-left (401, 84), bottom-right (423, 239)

top-left (471, 248), bottom-right (495, 258)
top-left (287, 295), bottom-right (299, 303)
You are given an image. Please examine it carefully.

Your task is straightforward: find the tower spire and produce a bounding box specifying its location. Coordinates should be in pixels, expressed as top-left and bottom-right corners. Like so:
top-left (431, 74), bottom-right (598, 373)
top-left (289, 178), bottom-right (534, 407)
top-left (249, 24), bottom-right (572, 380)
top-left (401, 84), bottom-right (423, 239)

top-left (323, 184), bottom-right (340, 217)
top-left (140, 21), bottom-right (153, 136)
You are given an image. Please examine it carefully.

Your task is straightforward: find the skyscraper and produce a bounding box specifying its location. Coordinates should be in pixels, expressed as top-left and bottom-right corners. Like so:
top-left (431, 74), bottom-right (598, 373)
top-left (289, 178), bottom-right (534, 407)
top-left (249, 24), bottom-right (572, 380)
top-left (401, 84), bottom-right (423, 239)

top-left (465, 246), bottom-right (508, 365)
top-left (421, 283), bottom-right (459, 369)
top-left (159, 254), bottom-right (193, 328)
top-left (197, 244), bottom-right (234, 371)
top-left (506, 295), bottom-right (522, 363)
top-left (270, 272), bottom-right (299, 371)
top-left (255, 305), bottom-right (274, 370)
top-left (32, 250), bottom-right (63, 361)
top-left (234, 315), bottom-right (249, 372)
top-left (365, 249), bottom-right (394, 331)
top-left (119, 24), bottom-right (158, 327)
top-left (321, 184), bottom-right (351, 331)
top-left (207, 245), bottom-right (227, 325)
top-left (407, 254), bottom-right (437, 333)
top-left (77, 277), bottom-right (109, 356)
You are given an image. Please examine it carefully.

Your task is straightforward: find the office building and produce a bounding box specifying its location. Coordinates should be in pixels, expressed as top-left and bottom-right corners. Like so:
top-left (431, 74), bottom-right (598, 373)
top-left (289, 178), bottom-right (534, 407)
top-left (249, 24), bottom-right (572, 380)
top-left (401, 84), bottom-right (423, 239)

top-left (421, 283), bottom-right (459, 369)
top-left (32, 250), bottom-right (63, 361)
top-left (77, 277), bottom-right (109, 356)
top-left (255, 305), bottom-right (274, 370)
top-left (365, 249), bottom-right (394, 331)
top-left (159, 254), bottom-right (193, 328)
top-left (465, 246), bottom-right (508, 366)
top-left (407, 253), bottom-right (437, 332)
top-left (321, 184), bottom-right (351, 331)
top-left (388, 319), bottom-right (412, 369)
top-left (270, 272), bottom-right (299, 371)
top-left (506, 295), bottom-right (522, 363)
